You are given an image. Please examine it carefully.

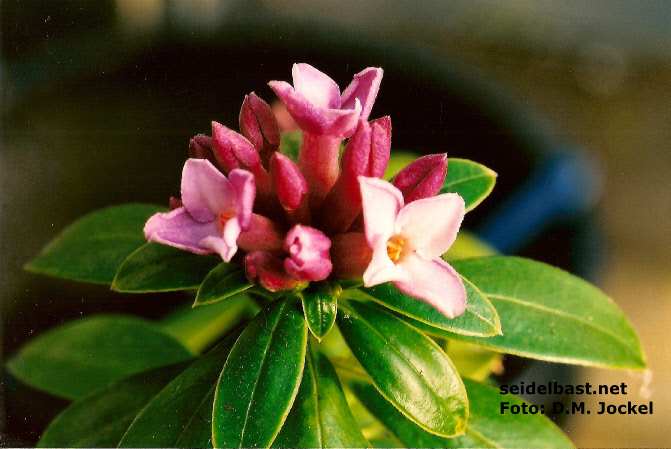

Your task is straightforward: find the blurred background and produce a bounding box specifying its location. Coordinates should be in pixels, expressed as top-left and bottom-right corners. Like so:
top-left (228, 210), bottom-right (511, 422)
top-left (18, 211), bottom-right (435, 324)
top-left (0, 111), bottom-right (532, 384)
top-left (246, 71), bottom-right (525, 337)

top-left (2, 1), bottom-right (670, 446)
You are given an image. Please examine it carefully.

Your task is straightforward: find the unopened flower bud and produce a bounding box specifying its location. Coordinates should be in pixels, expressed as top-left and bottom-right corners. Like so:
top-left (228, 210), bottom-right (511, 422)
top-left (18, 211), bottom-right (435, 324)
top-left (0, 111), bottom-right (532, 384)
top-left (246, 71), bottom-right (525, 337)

top-left (245, 251), bottom-right (299, 292)
top-left (239, 93), bottom-right (281, 168)
top-left (283, 225), bottom-right (332, 282)
top-left (392, 154), bottom-right (447, 203)
top-left (318, 117), bottom-right (391, 234)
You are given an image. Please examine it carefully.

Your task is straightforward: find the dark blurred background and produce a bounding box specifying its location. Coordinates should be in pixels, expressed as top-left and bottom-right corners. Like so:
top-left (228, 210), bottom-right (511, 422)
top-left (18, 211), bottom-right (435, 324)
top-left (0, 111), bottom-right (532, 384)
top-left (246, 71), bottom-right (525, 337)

top-left (2, 1), bottom-right (670, 446)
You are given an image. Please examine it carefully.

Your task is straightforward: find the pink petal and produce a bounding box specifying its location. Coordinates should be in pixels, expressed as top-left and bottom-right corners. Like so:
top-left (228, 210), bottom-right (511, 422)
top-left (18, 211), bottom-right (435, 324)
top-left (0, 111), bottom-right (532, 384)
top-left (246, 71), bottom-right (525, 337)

top-left (358, 176), bottom-right (404, 248)
top-left (292, 63), bottom-right (341, 110)
top-left (181, 159), bottom-right (234, 223)
top-left (393, 254), bottom-right (467, 319)
top-left (283, 225), bottom-right (332, 281)
top-left (394, 192), bottom-right (465, 259)
top-left (341, 67), bottom-right (383, 122)
top-left (228, 169), bottom-right (255, 230)
top-left (362, 239), bottom-right (409, 286)
top-left (144, 207), bottom-right (221, 255)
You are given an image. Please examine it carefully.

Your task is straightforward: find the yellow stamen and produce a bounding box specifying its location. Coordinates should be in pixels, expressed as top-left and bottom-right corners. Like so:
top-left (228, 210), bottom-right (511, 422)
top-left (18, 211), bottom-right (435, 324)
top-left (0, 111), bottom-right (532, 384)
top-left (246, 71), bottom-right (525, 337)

top-left (387, 237), bottom-right (404, 262)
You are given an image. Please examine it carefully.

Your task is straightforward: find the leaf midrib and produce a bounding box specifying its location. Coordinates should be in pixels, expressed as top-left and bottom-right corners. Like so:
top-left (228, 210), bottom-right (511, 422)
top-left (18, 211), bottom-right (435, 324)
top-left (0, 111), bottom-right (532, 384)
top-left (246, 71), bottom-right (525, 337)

top-left (342, 303), bottom-right (456, 434)
top-left (442, 172), bottom-right (494, 190)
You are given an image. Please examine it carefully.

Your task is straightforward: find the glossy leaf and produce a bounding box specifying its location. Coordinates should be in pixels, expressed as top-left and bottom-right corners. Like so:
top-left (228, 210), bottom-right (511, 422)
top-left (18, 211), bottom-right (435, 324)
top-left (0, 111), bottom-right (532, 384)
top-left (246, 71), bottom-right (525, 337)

top-left (442, 230), bottom-right (498, 262)
top-left (350, 377), bottom-right (573, 448)
top-left (300, 283), bottom-right (338, 341)
top-left (347, 277), bottom-right (501, 337)
top-left (337, 300), bottom-right (468, 438)
top-left (7, 314), bottom-right (193, 400)
top-left (213, 299), bottom-right (308, 448)
top-left (38, 362), bottom-right (191, 448)
top-left (272, 342), bottom-right (369, 448)
top-left (194, 262), bottom-right (252, 306)
top-left (112, 243), bottom-right (220, 293)
top-left (25, 203), bottom-right (164, 284)
top-left (439, 158), bottom-right (497, 212)
top-left (118, 328), bottom-right (243, 447)
top-left (451, 257), bottom-right (646, 369)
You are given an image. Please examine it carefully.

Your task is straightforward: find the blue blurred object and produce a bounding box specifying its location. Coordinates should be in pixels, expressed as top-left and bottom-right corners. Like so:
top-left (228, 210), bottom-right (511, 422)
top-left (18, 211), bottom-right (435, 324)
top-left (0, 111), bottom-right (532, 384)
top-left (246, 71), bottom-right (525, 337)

top-left (476, 149), bottom-right (604, 254)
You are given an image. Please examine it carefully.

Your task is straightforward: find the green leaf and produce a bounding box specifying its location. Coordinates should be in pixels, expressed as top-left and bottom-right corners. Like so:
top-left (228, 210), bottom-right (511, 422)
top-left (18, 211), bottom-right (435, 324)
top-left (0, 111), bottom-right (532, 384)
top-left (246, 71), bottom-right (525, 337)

top-left (118, 328), bottom-right (243, 447)
top-left (272, 342), bottom-right (370, 448)
top-left (7, 314), bottom-right (193, 400)
top-left (194, 262), bottom-right (253, 306)
top-left (440, 158), bottom-right (497, 212)
top-left (347, 277), bottom-right (501, 338)
top-left (213, 299), bottom-right (308, 448)
top-left (383, 150), bottom-right (420, 180)
top-left (300, 283), bottom-right (338, 342)
top-left (442, 230), bottom-right (499, 262)
top-left (280, 130), bottom-right (302, 162)
top-left (350, 377), bottom-right (573, 448)
top-left (38, 362), bottom-right (191, 448)
top-left (25, 203), bottom-right (165, 284)
top-left (451, 256), bottom-right (646, 369)
top-left (337, 300), bottom-right (468, 438)
top-left (112, 243), bottom-right (220, 293)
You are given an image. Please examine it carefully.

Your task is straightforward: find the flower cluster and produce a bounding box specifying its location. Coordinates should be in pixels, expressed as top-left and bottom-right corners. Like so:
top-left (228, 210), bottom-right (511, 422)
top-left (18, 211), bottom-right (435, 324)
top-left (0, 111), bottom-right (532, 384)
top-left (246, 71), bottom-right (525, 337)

top-left (144, 64), bottom-right (467, 318)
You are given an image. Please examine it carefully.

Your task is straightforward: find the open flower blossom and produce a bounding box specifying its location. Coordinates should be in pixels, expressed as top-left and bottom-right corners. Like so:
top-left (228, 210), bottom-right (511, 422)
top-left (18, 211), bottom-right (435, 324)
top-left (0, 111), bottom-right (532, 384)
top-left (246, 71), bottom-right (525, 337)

top-left (359, 176), bottom-right (467, 319)
top-left (144, 159), bottom-right (255, 262)
top-left (270, 64), bottom-right (383, 204)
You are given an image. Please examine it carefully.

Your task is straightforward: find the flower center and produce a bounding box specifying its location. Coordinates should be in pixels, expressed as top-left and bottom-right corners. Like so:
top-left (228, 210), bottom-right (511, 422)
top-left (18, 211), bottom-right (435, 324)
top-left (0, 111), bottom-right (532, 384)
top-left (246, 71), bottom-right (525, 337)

top-left (386, 237), bottom-right (404, 262)
top-left (219, 212), bottom-right (236, 227)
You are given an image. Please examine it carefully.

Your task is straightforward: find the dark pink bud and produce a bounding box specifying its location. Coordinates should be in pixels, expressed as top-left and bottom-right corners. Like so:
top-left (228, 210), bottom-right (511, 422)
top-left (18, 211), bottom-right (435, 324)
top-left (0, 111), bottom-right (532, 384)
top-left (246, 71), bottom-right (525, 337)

top-left (329, 233), bottom-right (373, 279)
top-left (317, 117), bottom-right (391, 234)
top-left (237, 214), bottom-right (285, 254)
top-left (189, 135), bottom-right (219, 167)
top-left (392, 154), bottom-right (447, 203)
top-left (283, 225), bottom-right (332, 282)
top-left (270, 153), bottom-right (308, 211)
top-left (211, 121), bottom-right (261, 174)
top-left (239, 93), bottom-right (281, 168)
top-left (245, 251), bottom-right (299, 292)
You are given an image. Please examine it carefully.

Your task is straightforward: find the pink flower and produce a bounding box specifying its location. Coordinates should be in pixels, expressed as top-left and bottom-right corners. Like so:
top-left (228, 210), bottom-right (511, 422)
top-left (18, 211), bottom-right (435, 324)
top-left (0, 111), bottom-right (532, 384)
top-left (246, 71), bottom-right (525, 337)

top-left (144, 159), bottom-right (255, 262)
top-left (269, 64), bottom-right (382, 137)
top-left (284, 225), bottom-right (332, 281)
top-left (359, 177), bottom-right (467, 319)
top-left (244, 225), bottom-right (332, 291)
top-left (270, 64), bottom-right (383, 205)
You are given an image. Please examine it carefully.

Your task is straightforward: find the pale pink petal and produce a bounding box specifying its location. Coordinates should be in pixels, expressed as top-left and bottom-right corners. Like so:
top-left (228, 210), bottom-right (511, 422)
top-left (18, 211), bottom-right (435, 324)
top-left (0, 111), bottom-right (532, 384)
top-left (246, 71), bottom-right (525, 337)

top-left (283, 225), bottom-right (332, 281)
top-left (394, 193), bottom-right (465, 259)
top-left (228, 169), bottom-right (255, 230)
top-left (362, 240), bottom-right (409, 286)
top-left (181, 159), bottom-right (234, 223)
top-left (292, 63), bottom-right (341, 110)
top-left (341, 67), bottom-right (383, 121)
top-left (393, 254), bottom-right (467, 319)
top-left (200, 233), bottom-right (237, 262)
top-left (359, 176), bottom-right (404, 248)
top-left (269, 80), bottom-right (327, 134)
top-left (144, 207), bottom-right (220, 255)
